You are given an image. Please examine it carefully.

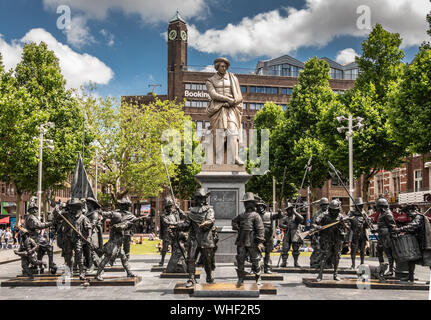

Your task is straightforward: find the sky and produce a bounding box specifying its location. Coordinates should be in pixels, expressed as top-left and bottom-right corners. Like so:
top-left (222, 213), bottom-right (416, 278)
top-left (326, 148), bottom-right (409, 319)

top-left (0, 0), bottom-right (430, 98)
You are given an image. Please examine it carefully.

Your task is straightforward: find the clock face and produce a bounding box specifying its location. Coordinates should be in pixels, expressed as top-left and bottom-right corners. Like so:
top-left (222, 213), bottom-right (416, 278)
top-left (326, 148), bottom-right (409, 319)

top-left (168, 30), bottom-right (177, 40)
top-left (181, 30), bottom-right (187, 41)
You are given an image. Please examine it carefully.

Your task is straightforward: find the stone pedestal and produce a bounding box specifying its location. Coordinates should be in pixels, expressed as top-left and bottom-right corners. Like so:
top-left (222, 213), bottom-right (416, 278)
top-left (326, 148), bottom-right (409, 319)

top-left (196, 164), bottom-right (251, 263)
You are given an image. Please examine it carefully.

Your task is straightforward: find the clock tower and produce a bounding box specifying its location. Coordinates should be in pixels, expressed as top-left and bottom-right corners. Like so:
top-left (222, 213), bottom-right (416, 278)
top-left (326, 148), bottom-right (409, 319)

top-left (167, 11), bottom-right (188, 100)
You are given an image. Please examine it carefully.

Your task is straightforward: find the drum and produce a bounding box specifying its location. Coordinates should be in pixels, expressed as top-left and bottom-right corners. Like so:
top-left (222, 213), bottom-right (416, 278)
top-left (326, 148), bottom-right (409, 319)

top-left (392, 233), bottom-right (422, 262)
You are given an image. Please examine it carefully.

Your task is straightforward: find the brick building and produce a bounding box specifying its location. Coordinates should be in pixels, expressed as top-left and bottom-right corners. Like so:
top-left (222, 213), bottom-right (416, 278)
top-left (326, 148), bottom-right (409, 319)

top-left (368, 154), bottom-right (431, 209)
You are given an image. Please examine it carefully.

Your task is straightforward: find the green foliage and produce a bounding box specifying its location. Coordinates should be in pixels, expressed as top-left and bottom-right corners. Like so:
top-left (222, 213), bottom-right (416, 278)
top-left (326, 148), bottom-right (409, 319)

top-left (355, 24), bottom-right (405, 104)
top-left (13, 42), bottom-right (93, 194)
top-left (319, 24), bottom-right (408, 201)
top-left (247, 59), bottom-right (339, 203)
top-left (389, 47), bottom-right (431, 155)
top-left (0, 41), bottom-right (91, 221)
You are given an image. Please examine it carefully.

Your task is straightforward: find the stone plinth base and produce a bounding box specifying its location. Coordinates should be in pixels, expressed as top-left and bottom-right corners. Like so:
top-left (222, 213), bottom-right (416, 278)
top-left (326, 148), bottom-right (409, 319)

top-left (244, 273), bottom-right (283, 281)
top-left (272, 267), bottom-right (356, 274)
top-left (302, 277), bottom-right (429, 290)
top-left (151, 265), bottom-right (165, 272)
top-left (1, 275), bottom-right (141, 287)
top-left (173, 282), bottom-right (276, 296)
top-left (160, 271), bottom-right (200, 279)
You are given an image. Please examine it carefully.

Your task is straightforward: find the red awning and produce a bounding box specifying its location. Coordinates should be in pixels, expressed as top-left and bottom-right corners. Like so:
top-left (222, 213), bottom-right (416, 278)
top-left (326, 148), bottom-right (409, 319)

top-left (0, 216), bottom-right (10, 224)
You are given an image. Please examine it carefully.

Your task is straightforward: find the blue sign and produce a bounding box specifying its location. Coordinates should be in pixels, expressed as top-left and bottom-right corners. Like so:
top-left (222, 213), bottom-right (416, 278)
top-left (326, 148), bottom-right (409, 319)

top-left (10, 217), bottom-right (16, 229)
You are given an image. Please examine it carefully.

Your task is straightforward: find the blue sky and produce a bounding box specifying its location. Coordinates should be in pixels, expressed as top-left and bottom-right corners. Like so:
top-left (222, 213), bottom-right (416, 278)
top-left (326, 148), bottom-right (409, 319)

top-left (0, 0), bottom-right (429, 98)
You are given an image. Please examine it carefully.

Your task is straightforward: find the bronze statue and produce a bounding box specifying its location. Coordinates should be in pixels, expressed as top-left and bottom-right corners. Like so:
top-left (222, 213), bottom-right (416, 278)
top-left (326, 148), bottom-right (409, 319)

top-left (172, 188), bottom-right (216, 287)
top-left (14, 227), bottom-right (46, 279)
top-left (95, 211), bottom-right (141, 281)
top-left (376, 197), bottom-right (396, 277)
top-left (315, 200), bottom-right (350, 282)
top-left (206, 57), bottom-right (244, 165)
top-left (232, 192), bottom-right (265, 286)
top-left (24, 197), bottom-right (56, 274)
top-left (347, 197), bottom-right (370, 269)
top-left (255, 194), bottom-right (284, 273)
top-left (83, 197), bottom-right (104, 271)
top-left (392, 204), bottom-right (431, 282)
top-left (279, 202), bottom-right (304, 268)
top-left (310, 198), bottom-right (329, 268)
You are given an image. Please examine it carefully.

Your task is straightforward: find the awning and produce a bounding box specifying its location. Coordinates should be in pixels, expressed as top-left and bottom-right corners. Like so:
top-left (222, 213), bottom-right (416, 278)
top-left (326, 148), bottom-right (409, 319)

top-left (0, 216), bottom-right (10, 224)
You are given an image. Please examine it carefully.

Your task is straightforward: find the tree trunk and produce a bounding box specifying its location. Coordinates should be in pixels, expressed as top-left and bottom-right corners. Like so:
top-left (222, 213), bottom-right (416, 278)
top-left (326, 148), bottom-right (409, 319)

top-left (16, 191), bottom-right (22, 226)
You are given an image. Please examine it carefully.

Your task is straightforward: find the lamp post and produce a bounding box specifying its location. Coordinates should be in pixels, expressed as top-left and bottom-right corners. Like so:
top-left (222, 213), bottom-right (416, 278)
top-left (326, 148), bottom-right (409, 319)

top-left (37, 122), bottom-right (55, 218)
top-left (336, 115), bottom-right (364, 208)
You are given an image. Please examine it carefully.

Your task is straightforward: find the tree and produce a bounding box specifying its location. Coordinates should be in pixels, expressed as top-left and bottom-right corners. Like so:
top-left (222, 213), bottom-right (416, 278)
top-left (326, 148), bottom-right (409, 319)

top-left (389, 45), bottom-right (431, 155)
top-left (83, 93), bottom-right (196, 206)
top-left (355, 24), bottom-right (405, 105)
top-left (319, 24), bottom-right (408, 203)
top-left (0, 52), bottom-right (42, 224)
top-left (13, 42), bottom-right (92, 212)
top-left (272, 57), bottom-right (340, 202)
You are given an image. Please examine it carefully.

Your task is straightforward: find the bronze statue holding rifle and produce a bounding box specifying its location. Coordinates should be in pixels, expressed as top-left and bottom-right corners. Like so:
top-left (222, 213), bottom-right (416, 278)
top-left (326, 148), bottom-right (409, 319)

top-left (309, 198), bottom-right (329, 268)
top-left (315, 200), bottom-right (351, 282)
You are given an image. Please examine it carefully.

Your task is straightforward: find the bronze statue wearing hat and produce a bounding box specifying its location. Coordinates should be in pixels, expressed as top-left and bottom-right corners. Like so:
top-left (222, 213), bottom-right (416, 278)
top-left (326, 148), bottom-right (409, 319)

top-left (347, 197), bottom-right (370, 269)
top-left (279, 201), bottom-right (304, 268)
top-left (255, 194), bottom-right (285, 273)
top-left (205, 57), bottom-right (244, 165)
top-left (315, 199), bottom-right (350, 281)
top-left (232, 192), bottom-right (265, 286)
top-left (170, 188), bottom-right (216, 287)
top-left (310, 198), bottom-right (330, 268)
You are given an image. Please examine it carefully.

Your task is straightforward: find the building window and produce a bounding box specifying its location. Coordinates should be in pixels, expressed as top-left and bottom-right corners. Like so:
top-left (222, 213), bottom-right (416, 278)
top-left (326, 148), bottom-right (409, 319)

top-left (185, 83), bottom-right (207, 91)
top-left (240, 85), bottom-right (247, 93)
top-left (185, 100), bottom-right (209, 108)
top-left (330, 68), bottom-right (343, 79)
top-left (376, 174), bottom-right (384, 196)
top-left (249, 103), bottom-right (264, 111)
top-left (196, 121), bottom-right (203, 137)
top-left (281, 104), bottom-right (287, 111)
top-left (392, 174), bottom-right (401, 200)
top-left (344, 68), bottom-right (359, 80)
top-left (414, 170), bottom-right (423, 192)
top-left (281, 88), bottom-right (293, 95)
top-left (249, 86), bottom-right (278, 94)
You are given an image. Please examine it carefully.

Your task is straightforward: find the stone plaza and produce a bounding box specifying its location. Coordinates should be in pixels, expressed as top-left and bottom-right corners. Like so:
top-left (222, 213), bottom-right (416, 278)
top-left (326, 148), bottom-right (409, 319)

top-left (0, 253), bottom-right (429, 300)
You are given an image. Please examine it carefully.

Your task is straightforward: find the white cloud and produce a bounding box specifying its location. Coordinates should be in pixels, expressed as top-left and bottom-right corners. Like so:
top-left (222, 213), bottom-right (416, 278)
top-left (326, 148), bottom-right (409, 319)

top-left (186, 0), bottom-right (431, 60)
top-left (0, 35), bottom-right (22, 71)
top-left (63, 16), bottom-right (95, 48)
top-left (43, 0), bottom-right (208, 22)
top-left (0, 28), bottom-right (114, 90)
top-left (336, 48), bottom-right (359, 65)
top-left (100, 29), bottom-right (115, 47)
top-left (43, 0), bottom-right (209, 46)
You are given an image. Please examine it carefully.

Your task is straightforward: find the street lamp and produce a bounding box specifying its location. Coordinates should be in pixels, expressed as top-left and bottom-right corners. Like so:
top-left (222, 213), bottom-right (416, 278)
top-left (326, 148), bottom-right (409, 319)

top-left (37, 122), bottom-right (55, 218)
top-left (336, 114), bottom-right (364, 208)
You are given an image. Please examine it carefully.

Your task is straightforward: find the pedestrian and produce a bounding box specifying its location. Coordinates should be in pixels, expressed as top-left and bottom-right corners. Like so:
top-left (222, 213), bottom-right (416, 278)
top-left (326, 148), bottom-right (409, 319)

top-left (4, 227), bottom-right (12, 249)
top-left (0, 228), bottom-right (4, 249)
